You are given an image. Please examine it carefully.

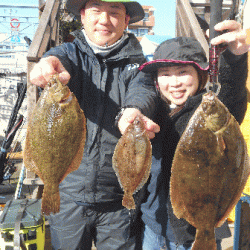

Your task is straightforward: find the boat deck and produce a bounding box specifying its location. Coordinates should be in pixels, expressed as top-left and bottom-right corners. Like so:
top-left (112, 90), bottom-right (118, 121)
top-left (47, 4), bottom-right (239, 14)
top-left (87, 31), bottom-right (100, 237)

top-left (0, 162), bottom-right (235, 250)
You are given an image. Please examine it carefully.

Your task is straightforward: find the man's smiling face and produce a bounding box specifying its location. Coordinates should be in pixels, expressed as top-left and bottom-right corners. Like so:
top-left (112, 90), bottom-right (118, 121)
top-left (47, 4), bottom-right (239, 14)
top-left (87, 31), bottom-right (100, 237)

top-left (80, 0), bottom-right (130, 46)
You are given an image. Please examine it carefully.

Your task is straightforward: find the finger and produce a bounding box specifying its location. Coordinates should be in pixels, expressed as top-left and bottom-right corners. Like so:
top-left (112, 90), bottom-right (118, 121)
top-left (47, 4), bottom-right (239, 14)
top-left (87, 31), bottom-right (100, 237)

top-left (58, 71), bottom-right (71, 85)
top-left (30, 64), bottom-right (47, 87)
top-left (118, 119), bottom-right (130, 134)
top-left (208, 20), bottom-right (241, 44)
top-left (118, 108), bottom-right (160, 137)
top-left (40, 58), bottom-right (58, 82)
top-left (211, 32), bottom-right (248, 55)
top-left (141, 116), bottom-right (160, 134)
top-left (146, 131), bottom-right (156, 139)
top-left (122, 108), bottom-right (141, 123)
top-left (211, 30), bottom-right (246, 45)
top-left (49, 57), bottom-right (71, 84)
top-left (118, 108), bottom-right (141, 134)
top-left (30, 56), bottom-right (70, 87)
top-left (123, 111), bottom-right (139, 124)
top-left (211, 31), bottom-right (238, 45)
top-left (214, 20), bottom-right (241, 32)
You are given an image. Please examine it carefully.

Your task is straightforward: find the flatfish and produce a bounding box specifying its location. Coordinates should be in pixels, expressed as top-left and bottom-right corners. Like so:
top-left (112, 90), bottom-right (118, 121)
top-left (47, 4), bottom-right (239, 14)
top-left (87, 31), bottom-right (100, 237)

top-left (24, 75), bottom-right (86, 215)
top-left (113, 116), bottom-right (152, 209)
top-left (170, 91), bottom-right (250, 250)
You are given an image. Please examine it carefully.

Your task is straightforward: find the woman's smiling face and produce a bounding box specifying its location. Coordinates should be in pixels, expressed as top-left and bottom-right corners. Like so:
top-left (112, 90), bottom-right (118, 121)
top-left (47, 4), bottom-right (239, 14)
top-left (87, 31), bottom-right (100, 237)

top-left (157, 64), bottom-right (199, 106)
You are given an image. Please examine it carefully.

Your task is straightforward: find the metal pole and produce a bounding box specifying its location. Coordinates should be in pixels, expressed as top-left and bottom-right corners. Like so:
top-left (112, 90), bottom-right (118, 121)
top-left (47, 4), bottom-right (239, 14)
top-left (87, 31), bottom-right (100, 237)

top-left (233, 199), bottom-right (242, 250)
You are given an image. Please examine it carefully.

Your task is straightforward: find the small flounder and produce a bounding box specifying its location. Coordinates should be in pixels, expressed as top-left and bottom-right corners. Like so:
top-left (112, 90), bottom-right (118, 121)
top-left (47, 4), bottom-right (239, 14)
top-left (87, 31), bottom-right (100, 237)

top-left (170, 91), bottom-right (250, 250)
top-left (112, 116), bottom-right (152, 209)
top-left (24, 75), bottom-right (86, 215)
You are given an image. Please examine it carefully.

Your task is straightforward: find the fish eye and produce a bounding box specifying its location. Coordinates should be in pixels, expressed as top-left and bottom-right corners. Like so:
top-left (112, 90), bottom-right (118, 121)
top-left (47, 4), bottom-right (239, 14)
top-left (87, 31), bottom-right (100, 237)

top-left (134, 119), bottom-right (140, 125)
top-left (202, 102), bottom-right (209, 112)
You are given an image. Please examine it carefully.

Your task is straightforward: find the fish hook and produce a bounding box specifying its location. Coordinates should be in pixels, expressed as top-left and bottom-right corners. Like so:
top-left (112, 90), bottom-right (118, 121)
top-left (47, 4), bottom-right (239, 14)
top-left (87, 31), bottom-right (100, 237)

top-left (206, 82), bottom-right (221, 96)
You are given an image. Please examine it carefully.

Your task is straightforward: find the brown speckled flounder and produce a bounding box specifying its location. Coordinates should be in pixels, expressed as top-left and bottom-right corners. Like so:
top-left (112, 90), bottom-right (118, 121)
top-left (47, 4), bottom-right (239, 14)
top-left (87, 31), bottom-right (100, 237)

top-left (170, 91), bottom-right (250, 250)
top-left (112, 116), bottom-right (152, 209)
top-left (24, 75), bottom-right (86, 215)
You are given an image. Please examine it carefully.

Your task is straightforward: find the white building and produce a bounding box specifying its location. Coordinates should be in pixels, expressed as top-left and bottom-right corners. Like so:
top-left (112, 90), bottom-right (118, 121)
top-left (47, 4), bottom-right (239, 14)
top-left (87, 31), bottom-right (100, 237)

top-left (0, 33), bottom-right (29, 74)
top-left (0, 3), bottom-right (38, 142)
top-left (0, 3), bottom-right (39, 74)
top-left (140, 35), bottom-right (172, 61)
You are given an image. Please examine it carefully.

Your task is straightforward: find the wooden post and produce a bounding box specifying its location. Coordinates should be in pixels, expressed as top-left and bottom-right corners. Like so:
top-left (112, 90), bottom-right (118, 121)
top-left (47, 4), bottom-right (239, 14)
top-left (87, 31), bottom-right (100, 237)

top-left (176, 0), bottom-right (209, 57)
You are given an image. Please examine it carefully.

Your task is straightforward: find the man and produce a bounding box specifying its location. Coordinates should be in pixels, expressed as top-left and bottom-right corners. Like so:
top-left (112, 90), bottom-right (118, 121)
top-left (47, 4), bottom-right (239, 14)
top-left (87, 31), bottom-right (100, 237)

top-left (30, 0), bottom-right (159, 249)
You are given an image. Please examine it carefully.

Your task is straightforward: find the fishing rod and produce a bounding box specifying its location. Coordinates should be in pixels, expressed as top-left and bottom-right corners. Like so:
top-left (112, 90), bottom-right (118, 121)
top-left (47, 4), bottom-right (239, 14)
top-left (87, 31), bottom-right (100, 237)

top-left (207, 0), bottom-right (231, 95)
top-left (207, 0), bottom-right (244, 96)
top-left (0, 115), bottom-right (24, 184)
top-left (0, 80), bottom-right (27, 184)
top-left (6, 81), bottom-right (27, 137)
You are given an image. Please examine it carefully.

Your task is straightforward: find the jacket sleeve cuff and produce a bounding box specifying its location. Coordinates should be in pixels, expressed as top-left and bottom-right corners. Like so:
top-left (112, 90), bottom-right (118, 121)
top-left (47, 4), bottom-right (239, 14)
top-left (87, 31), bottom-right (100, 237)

top-left (222, 49), bottom-right (248, 65)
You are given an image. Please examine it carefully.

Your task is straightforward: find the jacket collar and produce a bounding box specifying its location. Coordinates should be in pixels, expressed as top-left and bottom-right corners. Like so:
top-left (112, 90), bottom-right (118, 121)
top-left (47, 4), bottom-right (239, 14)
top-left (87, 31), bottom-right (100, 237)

top-left (167, 90), bottom-right (205, 119)
top-left (71, 30), bottom-right (145, 62)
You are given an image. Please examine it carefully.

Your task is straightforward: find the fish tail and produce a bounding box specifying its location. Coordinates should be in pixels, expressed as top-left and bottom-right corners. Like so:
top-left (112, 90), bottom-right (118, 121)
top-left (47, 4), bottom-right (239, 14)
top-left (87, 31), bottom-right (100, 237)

top-left (42, 185), bottom-right (60, 215)
top-left (192, 229), bottom-right (217, 250)
top-left (122, 193), bottom-right (136, 210)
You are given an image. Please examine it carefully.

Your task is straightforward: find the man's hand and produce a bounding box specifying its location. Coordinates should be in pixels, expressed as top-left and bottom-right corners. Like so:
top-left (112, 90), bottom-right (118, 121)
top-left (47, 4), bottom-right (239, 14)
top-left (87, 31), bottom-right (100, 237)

top-left (30, 56), bottom-right (71, 88)
top-left (118, 108), bottom-right (160, 139)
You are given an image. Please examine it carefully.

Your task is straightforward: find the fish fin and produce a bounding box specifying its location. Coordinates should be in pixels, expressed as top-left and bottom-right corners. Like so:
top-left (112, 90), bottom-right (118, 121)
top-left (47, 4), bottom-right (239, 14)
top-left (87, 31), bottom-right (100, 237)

top-left (60, 125), bottom-right (86, 182)
top-left (170, 174), bottom-right (186, 219)
top-left (122, 192), bottom-right (136, 210)
top-left (171, 201), bottom-right (185, 219)
top-left (42, 185), bottom-right (60, 215)
top-left (134, 140), bottom-right (152, 193)
top-left (23, 134), bottom-right (42, 176)
top-left (216, 134), bottom-right (226, 154)
top-left (135, 155), bottom-right (152, 193)
top-left (192, 228), bottom-right (217, 250)
top-left (216, 187), bottom-right (243, 228)
top-left (216, 144), bottom-right (250, 228)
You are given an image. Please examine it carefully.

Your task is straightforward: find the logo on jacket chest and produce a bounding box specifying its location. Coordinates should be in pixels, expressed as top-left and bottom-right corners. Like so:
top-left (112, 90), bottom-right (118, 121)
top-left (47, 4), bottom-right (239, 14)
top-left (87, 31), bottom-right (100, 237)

top-left (127, 63), bottom-right (140, 71)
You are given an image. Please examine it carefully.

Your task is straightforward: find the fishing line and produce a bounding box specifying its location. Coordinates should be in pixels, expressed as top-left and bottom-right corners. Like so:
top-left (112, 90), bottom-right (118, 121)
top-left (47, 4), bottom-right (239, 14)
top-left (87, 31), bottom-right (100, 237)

top-left (14, 163), bottom-right (26, 199)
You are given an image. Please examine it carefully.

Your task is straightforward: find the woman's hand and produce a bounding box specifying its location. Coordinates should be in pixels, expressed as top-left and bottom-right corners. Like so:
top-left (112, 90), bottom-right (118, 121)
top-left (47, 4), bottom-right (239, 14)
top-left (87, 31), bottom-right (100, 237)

top-left (118, 108), bottom-right (160, 139)
top-left (210, 20), bottom-right (250, 55)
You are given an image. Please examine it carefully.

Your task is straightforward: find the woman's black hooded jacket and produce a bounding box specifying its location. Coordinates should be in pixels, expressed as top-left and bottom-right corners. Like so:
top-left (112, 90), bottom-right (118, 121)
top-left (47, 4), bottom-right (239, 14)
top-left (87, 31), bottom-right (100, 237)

top-left (141, 49), bottom-right (248, 245)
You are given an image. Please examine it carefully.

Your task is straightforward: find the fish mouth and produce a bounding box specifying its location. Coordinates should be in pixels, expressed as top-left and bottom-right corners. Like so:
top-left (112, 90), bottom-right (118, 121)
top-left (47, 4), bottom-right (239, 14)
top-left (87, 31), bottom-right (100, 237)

top-left (60, 91), bottom-right (72, 104)
top-left (203, 91), bottom-right (215, 100)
